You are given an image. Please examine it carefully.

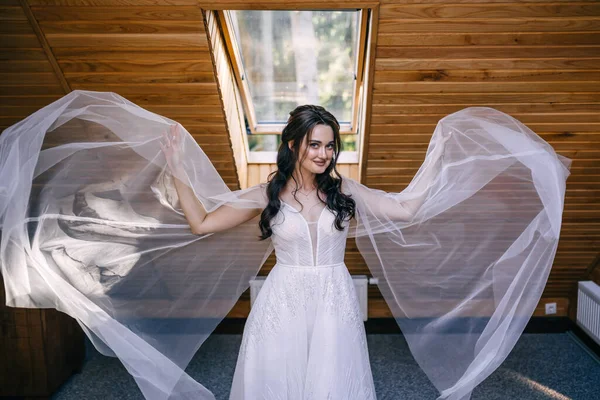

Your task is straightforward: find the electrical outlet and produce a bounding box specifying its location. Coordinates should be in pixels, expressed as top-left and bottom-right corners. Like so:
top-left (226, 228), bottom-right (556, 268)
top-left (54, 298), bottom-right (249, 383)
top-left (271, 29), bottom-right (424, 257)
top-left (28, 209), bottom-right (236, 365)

top-left (545, 302), bottom-right (557, 315)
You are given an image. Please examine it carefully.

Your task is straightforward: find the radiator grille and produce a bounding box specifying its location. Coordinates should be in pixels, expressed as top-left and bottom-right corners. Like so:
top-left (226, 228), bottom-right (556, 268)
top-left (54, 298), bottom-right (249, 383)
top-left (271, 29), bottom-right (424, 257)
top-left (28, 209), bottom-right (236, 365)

top-left (577, 281), bottom-right (600, 346)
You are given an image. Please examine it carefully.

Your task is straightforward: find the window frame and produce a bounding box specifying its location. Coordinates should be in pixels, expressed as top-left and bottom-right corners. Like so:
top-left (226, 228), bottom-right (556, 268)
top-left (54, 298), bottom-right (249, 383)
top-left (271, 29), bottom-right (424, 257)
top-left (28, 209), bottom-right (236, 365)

top-left (217, 8), bottom-right (369, 136)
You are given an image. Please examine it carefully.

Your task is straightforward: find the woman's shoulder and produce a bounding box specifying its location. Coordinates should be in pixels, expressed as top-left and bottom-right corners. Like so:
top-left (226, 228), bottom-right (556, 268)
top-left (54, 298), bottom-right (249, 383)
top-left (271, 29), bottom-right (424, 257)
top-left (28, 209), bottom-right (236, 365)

top-left (339, 176), bottom-right (358, 196)
top-left (234, 182), bottom-right (269, 209)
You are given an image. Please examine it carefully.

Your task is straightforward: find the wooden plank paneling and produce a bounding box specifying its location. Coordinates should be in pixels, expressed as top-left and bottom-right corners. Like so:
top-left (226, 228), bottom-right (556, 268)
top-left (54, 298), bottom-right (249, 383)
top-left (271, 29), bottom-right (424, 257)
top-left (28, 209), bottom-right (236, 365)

top-left (378, 32), bottom-right (600, 46)
top-left (377, 46), bottom-right (600, 60)
top-left (0, 3), bottom-right (84, 384)
top-left (376, 81), bottom-right (600, 93)
top-left (371, 112), bottom-right (600, 125)
top-left (375, 70), bottom-right (600, 83)
top-left (362, 0), bottom-right (600, 310)
top-left (58, 60), bottom-right (214, 73)
top-left (0, 6), bottom-right (27, 20)
top-left (64, 71), bottom-right (216, 84)
top-left (378, 18), bottom-right (600, 34)
top-left (19, 0), bottom-right (70, 92)
top-left (0, 2), bottom-right (65, 130)
top-left (372, 92), bottom-right (600, 104)
top-left (21, 2), bottom-right (236, 187)
top-left (379, 3), bottom-right (600, 19)
top-left (30, 6), bottom-right (204, 20)
top-left (45, 33), bottom-right (208, 48)
top-left (39, 20), bottom-right (202, 33)
top-left (53, 48), bottom-right (211, 59)
top-left (375, 58), bottom-right (600, 70)
top-left (2, 0), bottom-right (597, 322)
top-left (28, 0), bottom-right (197, 4)
top-left (67, 82), bottom-right (220, 95)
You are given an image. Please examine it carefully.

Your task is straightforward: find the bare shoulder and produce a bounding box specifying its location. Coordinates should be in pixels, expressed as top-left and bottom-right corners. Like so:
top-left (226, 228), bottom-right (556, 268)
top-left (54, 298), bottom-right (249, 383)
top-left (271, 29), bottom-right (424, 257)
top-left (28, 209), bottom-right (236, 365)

top-left (237, 182), bottom-right (269, 209)
top-left (340, 176), bottom-right (358, 196)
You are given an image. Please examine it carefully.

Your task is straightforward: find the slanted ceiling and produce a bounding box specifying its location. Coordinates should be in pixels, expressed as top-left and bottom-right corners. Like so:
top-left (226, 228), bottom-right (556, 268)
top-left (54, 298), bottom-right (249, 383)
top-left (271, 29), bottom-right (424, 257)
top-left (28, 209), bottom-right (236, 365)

top-left (1, 0), bottom-right (239, 188)
top-left (1, 0), bottom-right (599, 319)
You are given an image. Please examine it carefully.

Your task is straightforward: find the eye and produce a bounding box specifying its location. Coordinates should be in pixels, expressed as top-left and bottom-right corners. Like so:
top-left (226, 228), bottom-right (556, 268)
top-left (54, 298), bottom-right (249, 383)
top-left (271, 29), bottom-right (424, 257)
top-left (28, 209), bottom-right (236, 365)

top-left (326, 144), bottom-right (334, 149)
top-left (310, 143), bottom-right (319, 148)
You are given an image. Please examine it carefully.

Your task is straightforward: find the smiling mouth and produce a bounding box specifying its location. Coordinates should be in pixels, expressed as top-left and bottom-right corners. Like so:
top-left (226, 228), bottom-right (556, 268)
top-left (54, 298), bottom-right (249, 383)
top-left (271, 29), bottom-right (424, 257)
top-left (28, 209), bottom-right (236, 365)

top-left (314, 161), bottom-right (326, 166)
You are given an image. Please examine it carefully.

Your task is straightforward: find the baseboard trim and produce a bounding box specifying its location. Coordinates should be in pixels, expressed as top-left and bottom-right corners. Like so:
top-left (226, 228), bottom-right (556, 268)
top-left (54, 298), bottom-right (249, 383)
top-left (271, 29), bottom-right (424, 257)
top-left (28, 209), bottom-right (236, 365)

top-left (213, 316), bottom-right (600, 359)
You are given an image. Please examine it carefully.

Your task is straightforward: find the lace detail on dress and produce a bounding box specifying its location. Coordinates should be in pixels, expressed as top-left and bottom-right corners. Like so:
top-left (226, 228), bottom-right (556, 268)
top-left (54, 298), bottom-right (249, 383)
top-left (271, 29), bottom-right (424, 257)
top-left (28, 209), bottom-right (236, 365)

top-left (233, 263), bottom-right (375, 400)
top-left (230, 201), bottom-right (375, 399)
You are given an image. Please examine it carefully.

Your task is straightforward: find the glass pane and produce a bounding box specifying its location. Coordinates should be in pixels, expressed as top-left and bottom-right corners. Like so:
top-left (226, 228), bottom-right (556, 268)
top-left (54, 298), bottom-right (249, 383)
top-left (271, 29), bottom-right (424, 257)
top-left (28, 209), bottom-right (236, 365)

top-left (229, 10), bottom-right (360, 125)
top-left (248, 134), bottom-right (282, 152)
top-left (341, 134), bottom-right (357, 152)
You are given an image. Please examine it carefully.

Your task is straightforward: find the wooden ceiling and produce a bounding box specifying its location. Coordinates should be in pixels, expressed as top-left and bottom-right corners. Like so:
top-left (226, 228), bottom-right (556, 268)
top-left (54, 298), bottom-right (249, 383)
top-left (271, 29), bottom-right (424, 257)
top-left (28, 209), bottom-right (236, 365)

top-left (1, 0), bottom-right (238, 188)
top-left (1, 0), bottom-right (599, 317)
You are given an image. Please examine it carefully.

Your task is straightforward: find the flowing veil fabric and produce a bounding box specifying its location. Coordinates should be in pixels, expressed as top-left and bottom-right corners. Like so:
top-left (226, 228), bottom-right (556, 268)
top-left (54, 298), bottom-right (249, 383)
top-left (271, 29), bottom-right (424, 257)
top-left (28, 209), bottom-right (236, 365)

top-left (343, 108), bottom-right (571, 399)
top-left (0, 90), bottom-right (570, 400)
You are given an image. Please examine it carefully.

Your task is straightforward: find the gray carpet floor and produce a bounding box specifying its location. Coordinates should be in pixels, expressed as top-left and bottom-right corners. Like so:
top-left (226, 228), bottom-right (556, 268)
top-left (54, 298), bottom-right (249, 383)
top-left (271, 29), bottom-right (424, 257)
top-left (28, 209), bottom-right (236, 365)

top-left (51, 332), bottom-right (600, 400)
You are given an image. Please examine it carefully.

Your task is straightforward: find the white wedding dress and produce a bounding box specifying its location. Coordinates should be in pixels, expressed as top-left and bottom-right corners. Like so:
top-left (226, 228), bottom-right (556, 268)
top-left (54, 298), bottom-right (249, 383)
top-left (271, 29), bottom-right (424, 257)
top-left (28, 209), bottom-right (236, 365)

top-left (0, 91), bottom-right (571, 400)
top-left (229, 199), bottom-right (377, 399)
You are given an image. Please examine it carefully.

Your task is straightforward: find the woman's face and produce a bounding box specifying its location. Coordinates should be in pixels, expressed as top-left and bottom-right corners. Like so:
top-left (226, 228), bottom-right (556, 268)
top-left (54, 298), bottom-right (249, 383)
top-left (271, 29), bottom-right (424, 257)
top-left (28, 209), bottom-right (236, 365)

top-left (290, 124), bottom-right (335, 176)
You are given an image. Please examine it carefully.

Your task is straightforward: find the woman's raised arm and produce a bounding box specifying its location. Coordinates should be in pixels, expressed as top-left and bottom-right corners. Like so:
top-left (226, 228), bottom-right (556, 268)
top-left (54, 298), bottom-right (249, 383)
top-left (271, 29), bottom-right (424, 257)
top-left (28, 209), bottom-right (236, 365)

top-left (172, 172), bottom-right (263, 236)
top-left (161, 124), bottom-right (264, 235)
top-left (344, 132), bottom-right (450, 223)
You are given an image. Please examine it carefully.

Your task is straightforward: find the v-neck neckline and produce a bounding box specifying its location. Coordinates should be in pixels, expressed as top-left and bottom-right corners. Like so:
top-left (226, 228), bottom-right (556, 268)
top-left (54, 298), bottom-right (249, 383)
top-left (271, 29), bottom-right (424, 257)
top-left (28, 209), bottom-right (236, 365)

top-left (280, 199), bottom-right (328, 266)
top-left (280, 199), bottom-right (328, 225)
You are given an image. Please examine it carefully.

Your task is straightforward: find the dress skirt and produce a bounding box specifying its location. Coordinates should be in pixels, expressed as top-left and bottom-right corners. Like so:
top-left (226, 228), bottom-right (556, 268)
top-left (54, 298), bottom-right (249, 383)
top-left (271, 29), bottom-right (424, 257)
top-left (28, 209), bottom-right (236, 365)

top-left (229, 261), bottom-right (377, 400)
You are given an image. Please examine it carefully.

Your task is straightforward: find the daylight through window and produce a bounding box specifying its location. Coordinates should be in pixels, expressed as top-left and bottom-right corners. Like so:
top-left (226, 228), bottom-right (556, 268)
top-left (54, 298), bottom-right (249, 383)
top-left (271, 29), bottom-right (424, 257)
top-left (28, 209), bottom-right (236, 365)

top-left (219, 9), bottom-right (368, 154)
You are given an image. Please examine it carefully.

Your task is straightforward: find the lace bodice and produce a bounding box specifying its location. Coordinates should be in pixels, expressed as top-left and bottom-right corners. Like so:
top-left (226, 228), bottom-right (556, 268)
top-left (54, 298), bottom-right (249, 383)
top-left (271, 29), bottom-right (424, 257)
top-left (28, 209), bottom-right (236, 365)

top-left (270, 201), bottom-right (349, 266)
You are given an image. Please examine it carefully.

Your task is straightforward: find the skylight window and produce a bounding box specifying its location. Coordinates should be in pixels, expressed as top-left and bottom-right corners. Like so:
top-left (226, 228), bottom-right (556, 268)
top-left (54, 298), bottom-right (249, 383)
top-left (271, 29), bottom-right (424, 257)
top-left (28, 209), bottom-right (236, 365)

top-left (218, 9), bottom-right (368, 154)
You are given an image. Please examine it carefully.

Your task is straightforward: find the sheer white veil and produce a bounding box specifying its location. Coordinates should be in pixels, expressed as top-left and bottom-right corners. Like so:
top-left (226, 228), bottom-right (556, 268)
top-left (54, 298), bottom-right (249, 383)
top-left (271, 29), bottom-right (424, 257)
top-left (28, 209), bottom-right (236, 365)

top-left (0, 90), bottom-right (570, 400)
top-left (344, 107), bottom-right (570, 399)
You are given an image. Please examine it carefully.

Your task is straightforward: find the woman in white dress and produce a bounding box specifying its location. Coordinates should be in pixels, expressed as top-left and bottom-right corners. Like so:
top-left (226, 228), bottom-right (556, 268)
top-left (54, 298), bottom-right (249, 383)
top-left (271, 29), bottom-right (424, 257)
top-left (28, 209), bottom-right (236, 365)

top-left (0, 91), bottom-right (570, 400)
top-left (162, 105), bottom-right (448, 399)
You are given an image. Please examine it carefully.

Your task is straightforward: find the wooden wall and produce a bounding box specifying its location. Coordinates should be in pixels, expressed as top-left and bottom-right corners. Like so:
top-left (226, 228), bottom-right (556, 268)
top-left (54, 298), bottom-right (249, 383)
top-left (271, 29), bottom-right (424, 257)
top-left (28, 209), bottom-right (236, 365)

top-left (1, 4), bottom-right (86, 395)
top-left (0, 0), bottom-right (239, 188)
top-left (0, 287), bottom-right (85, 396)
top-left (1, 0), bottom-right (599, 320)
top-left (366, 0), bottom-right (600, 318)
top-left (0, 0), bottom-right (67, 131)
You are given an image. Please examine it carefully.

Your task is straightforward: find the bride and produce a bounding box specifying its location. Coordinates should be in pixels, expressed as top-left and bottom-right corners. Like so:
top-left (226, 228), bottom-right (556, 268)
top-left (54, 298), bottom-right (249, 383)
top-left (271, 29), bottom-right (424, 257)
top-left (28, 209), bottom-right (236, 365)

top-left (162, 104), bottom-right (449, 399)
top-left (0, 90), bottom-right (570, 400)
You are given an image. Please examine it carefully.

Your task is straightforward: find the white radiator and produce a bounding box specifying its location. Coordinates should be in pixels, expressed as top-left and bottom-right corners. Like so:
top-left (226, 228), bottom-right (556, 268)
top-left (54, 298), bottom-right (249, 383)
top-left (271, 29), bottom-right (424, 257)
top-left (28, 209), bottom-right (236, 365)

top-left (577, 281), bottom-right (600, 345)
top-left (250, 275), bottom-right (369, 321)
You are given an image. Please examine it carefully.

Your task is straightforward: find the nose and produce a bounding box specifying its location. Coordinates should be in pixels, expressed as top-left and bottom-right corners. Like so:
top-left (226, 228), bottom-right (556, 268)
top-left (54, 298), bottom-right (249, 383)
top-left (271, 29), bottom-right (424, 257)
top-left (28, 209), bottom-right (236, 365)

top-left (319, 145), bottom-right (327, 158)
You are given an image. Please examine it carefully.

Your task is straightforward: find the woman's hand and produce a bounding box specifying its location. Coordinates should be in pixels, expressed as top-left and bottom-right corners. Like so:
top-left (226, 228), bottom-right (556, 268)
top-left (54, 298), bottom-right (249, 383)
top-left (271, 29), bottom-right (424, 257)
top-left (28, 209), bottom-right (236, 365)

top-left (438, 129), bottom-right (453, 147)
top-left (430, 130), bottom-right (452, 161)
top-left (441, 129), bottom-right (453, 143)
top-left (160, 124), bottom-right (184, 173)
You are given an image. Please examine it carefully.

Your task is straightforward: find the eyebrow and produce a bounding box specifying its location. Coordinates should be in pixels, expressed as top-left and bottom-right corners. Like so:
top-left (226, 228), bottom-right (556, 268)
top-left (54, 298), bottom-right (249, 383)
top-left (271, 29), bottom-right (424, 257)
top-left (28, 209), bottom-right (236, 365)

top-left (309, 140), bottom-right (335, 144)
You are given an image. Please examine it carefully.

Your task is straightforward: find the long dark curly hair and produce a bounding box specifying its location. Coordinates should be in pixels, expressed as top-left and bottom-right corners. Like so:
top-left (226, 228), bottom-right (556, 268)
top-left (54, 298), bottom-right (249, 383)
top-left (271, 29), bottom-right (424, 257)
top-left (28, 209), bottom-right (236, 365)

top-left (258, 105), bottom-right (355, 240)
